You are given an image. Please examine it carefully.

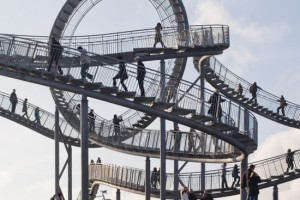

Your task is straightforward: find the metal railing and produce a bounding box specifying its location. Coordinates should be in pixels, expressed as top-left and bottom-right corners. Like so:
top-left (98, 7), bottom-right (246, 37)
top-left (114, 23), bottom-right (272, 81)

top-left (0, 91), bottom-right (79, 141)
top-left (206, 57), bottom-right (300, 122)
top-left (89, 149), bottom-right (300, 192)
top-left (0, 35), bottom-right (256, 143)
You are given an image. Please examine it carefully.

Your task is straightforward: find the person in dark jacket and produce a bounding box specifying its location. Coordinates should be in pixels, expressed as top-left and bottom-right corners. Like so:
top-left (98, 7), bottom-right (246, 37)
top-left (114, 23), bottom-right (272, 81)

top-left (113, 114), bottom-right (122, 137)
top-left (153, 22), bottom-right (165, 48)
top-left (188, 189), bottom-right (197, 200)
top-left (286, 148), bottom-right (296, 173)
top-left (88, 109), bottom-right (95, 132)
top-left (22, 98), bottom-right (29, 119)
top-left (47, 37), bottom-right (63, 75)
top-left (231, 164), bottom-right (240, 188)
top-left (134, 56), bottom-right (146, 96)
top-left (249, 82), bottom-right (261, 104)
top-left (201, 190), bottom-right (214, 200)
top-left (113, 55), bottom-right (128, 92)
top-left (247, 171), bottom-right (261, 200)
top-left (10, 89), bottom-right (18, 113)
top-left (277, 95), bottom-right (287, 116)
top-left (208, 90), bottom-right (225, 122)
top-left (151, 167), bottom-right (159, 189)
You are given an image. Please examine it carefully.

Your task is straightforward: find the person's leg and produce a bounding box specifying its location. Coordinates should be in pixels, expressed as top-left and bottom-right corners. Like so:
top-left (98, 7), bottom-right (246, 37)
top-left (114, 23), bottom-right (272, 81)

top-left (139, 80), bottom-right (145, 96)
top-left (231, 177), bottom-right (236, 188)
top-left (282, 107), bottom-right (285, 116)
top-left (113, 76), bottom-right (118, 87)
top-left (277, 107), bottom-right (280, 114)
top-left (120, 79), bottom-right (128, 91)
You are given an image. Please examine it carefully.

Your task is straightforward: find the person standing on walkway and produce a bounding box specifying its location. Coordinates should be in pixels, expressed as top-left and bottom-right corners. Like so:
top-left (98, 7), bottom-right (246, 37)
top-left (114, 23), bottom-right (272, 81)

top-left (188, 128), bottom-right (195, 152)
top-left (180, 187), bottom-right (189, 200)
top-left (151, 167), bottom-right (158, 189)
top-left (231, 164), bottom-right (240, 188)
top-left (77, 46), bottom-right (93, 81)
top-left (113, 114), bottom-right (122, 137)
top-left (201, 190), bottom-right (214, 200)
top-left (249, 82), bottom-right (261, 105)
top-left (277, 95), bottom-right (287, 116)
top-left (134, 56), bottom-right (146, 96)
top-left (188, 189), bottom-right (197, 200)
top-left (34, 107), bottom-right (41, 124)
top-left (113, 55), bottom-right (128, 91)
top-left (10, 89), bottom-right (18, 113)
top-left (247, 171), bottom-right (261, 200)
top-left (221, 163), bottom-right (229, 189)
top-left (47, 37), bottom-right (63, 75)
top-left (22, 98), bottom-right (29, 119)
top-left (88, 109), bottom-right (95, 132)
top-left (237, 83), bottom-right (243, 96)
top-left (208, 90), bottom-right (225, 122)
top-left (153, 22), bottom-right (166, 48)
top-left (286, 148), bottom-right (296, 173)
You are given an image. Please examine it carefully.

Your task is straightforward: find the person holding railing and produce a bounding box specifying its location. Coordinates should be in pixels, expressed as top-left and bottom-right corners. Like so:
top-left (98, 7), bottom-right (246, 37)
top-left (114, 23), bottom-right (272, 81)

top-left (249, 82), bottom-right (261, 105)
top-left (77, 46), bottom-right (93, 81)
top-left (286, 148), bottom-right (296, 173)
top-left (113, 114), bottom-right (123, 138)
top-left (153, 23), bottom-right (166, 48)
top-left (134, 56), bottom-right (146, 97)
top-left (9, 89), bottom-right (18, 113)
top-left (33, 107), bottom-right (41, 124)
top-left (22, 98), bottom-right (29, 119)
top-left (47, 37), bottom-right (63, 75)
top-left (113, 55), bottom-right (128, 92)
top-left (277, 95), bottom-right (287, 117)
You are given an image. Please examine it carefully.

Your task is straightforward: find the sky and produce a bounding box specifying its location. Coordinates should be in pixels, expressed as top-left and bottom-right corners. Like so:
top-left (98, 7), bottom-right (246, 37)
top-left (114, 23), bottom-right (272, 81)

top-left (0, 0), bottom-right (300, 199)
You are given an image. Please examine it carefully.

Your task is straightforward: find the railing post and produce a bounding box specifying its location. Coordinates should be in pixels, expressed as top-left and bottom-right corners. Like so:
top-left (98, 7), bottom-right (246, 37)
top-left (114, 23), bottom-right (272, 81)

top-left (145, 157), bottom-right (150, 200)
top-left (68, 144), bottom-right (72, 200)
top-left (273, 184), bottom-right (278, 200)
top-left (55, 107), bottom-right (60, 197)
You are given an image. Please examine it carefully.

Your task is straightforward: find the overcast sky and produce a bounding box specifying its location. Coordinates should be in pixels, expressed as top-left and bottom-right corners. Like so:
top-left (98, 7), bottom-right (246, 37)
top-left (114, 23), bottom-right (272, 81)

top-left (0, 0), bottom-right (300, 199)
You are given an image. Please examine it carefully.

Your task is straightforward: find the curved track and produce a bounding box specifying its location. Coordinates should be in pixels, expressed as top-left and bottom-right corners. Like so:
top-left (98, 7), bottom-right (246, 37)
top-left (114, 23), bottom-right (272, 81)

top-left (89, 150), bottom-right (300, 198)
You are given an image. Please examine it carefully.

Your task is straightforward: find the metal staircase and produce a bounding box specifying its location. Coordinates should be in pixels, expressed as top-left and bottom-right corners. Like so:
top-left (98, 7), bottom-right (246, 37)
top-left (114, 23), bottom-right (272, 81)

top-left (89, 149), bottom-right (300, 199)
top-left (0, 35), bottom-right (257, 160)
top-left (202, 56), bottom-right (300, 128)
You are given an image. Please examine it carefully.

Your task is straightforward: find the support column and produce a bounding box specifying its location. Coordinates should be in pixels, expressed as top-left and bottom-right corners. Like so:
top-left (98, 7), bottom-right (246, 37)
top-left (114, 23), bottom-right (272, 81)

top-left (55, 107), bottom-right (60, 196)
top-left (116, 189), bottom-right (121, 200)
top-left (200, 58), bottom-right (206, 191)
top-left (273, 185), bottom-right (278, 200)
top-left (160, 59), bottom-right (166, 200)
top-left (81, 94), bottom-right (89, 200)
top-left (145, 157), bottom-right (150, 200)
top-left (173, 122), bottom-right (179, 200)
top-left (68, 144), bottom-right (72, 200)
top-left (240, 157), bottom-right (248, 200)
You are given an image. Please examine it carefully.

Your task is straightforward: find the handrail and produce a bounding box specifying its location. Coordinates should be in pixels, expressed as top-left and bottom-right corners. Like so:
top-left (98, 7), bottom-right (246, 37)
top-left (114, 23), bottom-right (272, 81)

top-left (0, 35), bottom-right (256, 144)
top-left (206, 57), bottom-right (300, 122)
top-left (89, 149), bottom-right (300, 192)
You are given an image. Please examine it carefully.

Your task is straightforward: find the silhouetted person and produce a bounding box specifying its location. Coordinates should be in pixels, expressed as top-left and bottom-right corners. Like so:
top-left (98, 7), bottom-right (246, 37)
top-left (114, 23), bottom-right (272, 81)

top-left (221, 163), bottom-right (228, 189)
top-left (247, 171), bottom-right (261, 200)
top-left (189, 189), bottom-right (197, 200)
top-left (237, 83), bottom-right (243, 96)
top-left (180, 187), bottom-right (189, 200)
top-left (34, 107), bottom-right (41, 124)
top-left (231, 164), bottom-right (240, 188)
top-left (22, 98), bottom-right (29, 119)
top-left (153, 22), bottom-right (165, 48)
top-left (151, 167), bottom-right (158, 189)
top-left (201, 190), bottom-right (214, 200)
top-left (113, 55), bottom-right (128, 91)
top-left (10, 89), bottom-right (18, 113)
top-left (208, 90), bottom-right (225, 122)
top-left (277, 95), bottom-right (287, 116)
top-left (48, 37), bottom-right (63, 74)
top-left (134, 56), bottom-right (146, 96)
top-left (90, 159), bottom-right (95, 165)
top-left (75, 104), bottom-right (80, 116)
top-left (249, 82), bottom-right (261, 104)
top-left (286, 148), bottom-right (296, 173)
top-left (77, 46), bottom-right (93, 80)
top-left (113, 114), bottom-right (122, 137)
top-left (88, 109), bottom-right (95, 132)
top-left (96, 157), bottom-right (102, 164)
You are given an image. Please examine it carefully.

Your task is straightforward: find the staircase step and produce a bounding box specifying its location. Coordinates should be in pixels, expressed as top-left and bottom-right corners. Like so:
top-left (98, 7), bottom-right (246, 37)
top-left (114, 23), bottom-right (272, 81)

top-left (270, 175), bottom-right (284, 179)
top-left (191, 114), bottom-right (214, 122)
top-left (152, 102), bottom-right (175, 110)
top-left (132, 123), bottom-right (143, 128)
top-left (116, 91), bottom-right (136, 99)
top-left (100, 87), bottom-right (118, 94)
top-left (171, 108), bottom-right (195, 115)
top-left (29, 69), bottom-right (44, 76)
top-left (137, 120), bottom-right (146, 124)
top-left (55, 74), bottom-right (71, 83)
top-left (42, 72), bottom-right (55, 80)
top-left (142, 116), bottom-right (152, 120)
top-left (133, 97), bottom-right (155, 104)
